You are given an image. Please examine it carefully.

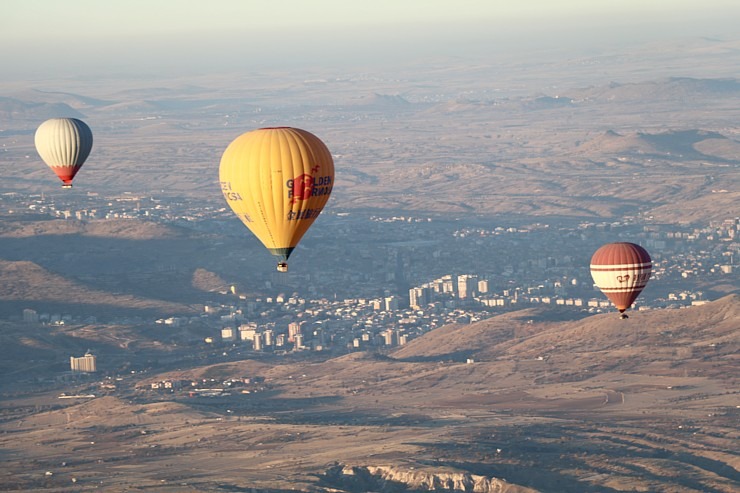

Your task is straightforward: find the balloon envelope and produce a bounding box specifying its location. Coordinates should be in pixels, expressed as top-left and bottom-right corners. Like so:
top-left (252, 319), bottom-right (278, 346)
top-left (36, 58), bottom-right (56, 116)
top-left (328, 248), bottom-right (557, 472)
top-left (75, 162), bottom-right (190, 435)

top-left (590, 242), bottom-right (652, 314)
top-left (219, 127), bottom-right (334, 270)
top-left (34, 118), bottom-right (93, 187)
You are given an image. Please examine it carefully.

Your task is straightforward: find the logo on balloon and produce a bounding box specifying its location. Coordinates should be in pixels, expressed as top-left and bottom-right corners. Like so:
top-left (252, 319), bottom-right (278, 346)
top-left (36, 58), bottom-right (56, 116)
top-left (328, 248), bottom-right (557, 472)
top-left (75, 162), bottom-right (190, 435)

top-left (289, 174), bottom-right (315, 203)
top-left (286, 172), bottom-right (333, 204)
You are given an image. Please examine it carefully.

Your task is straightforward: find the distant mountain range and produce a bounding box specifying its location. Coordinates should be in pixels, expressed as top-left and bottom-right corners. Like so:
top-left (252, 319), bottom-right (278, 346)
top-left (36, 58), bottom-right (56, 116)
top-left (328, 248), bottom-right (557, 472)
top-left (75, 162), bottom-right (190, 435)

top-left (0, 97), bottom-right (85, 123)
top-left (575, 129), bottom-right (740, 163)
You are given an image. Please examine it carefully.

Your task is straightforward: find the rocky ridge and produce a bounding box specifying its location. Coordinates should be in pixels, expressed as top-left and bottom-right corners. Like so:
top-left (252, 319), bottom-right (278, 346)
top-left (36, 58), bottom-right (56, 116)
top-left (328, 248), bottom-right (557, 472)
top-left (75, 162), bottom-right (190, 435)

top-left (321, 464), bottom-right (536, 493)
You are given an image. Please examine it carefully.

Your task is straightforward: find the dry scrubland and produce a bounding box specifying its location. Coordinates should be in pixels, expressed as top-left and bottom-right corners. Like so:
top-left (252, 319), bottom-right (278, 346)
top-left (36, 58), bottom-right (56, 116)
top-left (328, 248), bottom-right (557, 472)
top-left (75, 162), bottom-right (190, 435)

top-left (0, 296), bottom-right (737, 492)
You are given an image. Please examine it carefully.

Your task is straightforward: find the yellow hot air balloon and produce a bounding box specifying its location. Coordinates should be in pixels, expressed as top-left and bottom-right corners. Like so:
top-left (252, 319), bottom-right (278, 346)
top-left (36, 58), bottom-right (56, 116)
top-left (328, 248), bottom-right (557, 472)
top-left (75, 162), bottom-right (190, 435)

top-left (219, 127), bottom-right (334, 272)
top-left (34, 118), bottom-right (93, 188)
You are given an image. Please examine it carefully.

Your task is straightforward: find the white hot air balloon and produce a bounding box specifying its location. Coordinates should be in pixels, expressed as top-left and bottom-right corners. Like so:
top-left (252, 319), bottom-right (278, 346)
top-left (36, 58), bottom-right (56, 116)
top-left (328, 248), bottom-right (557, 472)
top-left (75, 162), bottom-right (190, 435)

top-left (34, 118), bottom-right (93, 188)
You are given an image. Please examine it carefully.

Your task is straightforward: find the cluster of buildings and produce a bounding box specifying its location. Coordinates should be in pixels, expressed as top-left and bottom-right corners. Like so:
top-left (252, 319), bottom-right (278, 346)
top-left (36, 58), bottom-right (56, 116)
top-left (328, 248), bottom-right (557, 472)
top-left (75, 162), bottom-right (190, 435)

top-left (3, 192), bottom-right (737, 361)
top-left (145, 376), bottom-right (267, 396)
top-left (198, 278), bottom-right (605, 355)
top-left (197, 217), bottom-right (737, 355)
top-left (23, 309), bottom-right (95, 325)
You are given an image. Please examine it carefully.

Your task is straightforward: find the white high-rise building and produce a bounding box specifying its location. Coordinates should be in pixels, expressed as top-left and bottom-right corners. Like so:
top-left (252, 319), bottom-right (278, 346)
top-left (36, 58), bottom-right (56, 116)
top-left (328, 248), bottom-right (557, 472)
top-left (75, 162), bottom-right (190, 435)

top-left (23, 309), bottom-right (39, 323)
top-left (409, 286), bottom-right (431, 309)
top-left (457, 274), bottom-right (478, 299)
top-left (239, 325), bottom-right (257, 341)
top-left (70, 352), bottom-right (97, 372)
top-left (293, 333), bottom-right (304, 350)
top-left (263, 329), bottom-right (274, 346)
top-left (477, 279), bottom-right (489, 294)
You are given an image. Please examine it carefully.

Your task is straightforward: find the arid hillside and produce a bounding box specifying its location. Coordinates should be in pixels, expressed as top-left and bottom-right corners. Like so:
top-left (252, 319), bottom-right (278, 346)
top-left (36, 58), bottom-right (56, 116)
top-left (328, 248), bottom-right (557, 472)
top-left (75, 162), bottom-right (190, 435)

top-left (0, 258), bottom-right (195, 317)
top-left (1, 297), bottom-right (737, 492)
top-left (0, 216), bottom-right (269, 318)
top-left (393, 295), bottom-right (738, 366)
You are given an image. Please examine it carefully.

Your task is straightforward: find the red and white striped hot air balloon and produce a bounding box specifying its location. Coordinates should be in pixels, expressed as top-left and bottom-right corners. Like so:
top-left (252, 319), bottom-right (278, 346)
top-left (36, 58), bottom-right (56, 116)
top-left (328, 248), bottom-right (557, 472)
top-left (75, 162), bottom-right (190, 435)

top-left (590, 242), bottom-right (652, 319)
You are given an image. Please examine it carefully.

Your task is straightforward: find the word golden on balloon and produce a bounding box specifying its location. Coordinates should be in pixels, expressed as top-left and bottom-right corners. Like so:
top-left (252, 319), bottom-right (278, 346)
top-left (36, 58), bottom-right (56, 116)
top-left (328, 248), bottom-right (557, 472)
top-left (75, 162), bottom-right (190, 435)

top-left (286, 174), bottom-right (333, 202)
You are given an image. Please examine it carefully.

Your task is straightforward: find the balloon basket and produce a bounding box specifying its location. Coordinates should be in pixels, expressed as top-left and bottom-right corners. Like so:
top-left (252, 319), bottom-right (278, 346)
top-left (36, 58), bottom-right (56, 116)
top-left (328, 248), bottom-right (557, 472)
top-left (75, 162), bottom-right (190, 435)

top-left (277, 262), bottom-right (288, 273)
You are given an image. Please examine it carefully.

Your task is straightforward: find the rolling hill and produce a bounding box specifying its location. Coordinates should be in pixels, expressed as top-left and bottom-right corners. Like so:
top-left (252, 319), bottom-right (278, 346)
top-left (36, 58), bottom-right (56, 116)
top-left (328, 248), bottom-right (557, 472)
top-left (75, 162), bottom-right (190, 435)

top-left (0, 297), bottom-right (737, 492)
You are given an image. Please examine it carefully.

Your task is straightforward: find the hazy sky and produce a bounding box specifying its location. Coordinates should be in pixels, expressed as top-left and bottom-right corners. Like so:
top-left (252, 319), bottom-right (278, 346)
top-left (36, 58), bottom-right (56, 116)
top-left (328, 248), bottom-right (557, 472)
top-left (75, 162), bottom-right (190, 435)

top-left (2, 0), bottom-right (740, 79)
